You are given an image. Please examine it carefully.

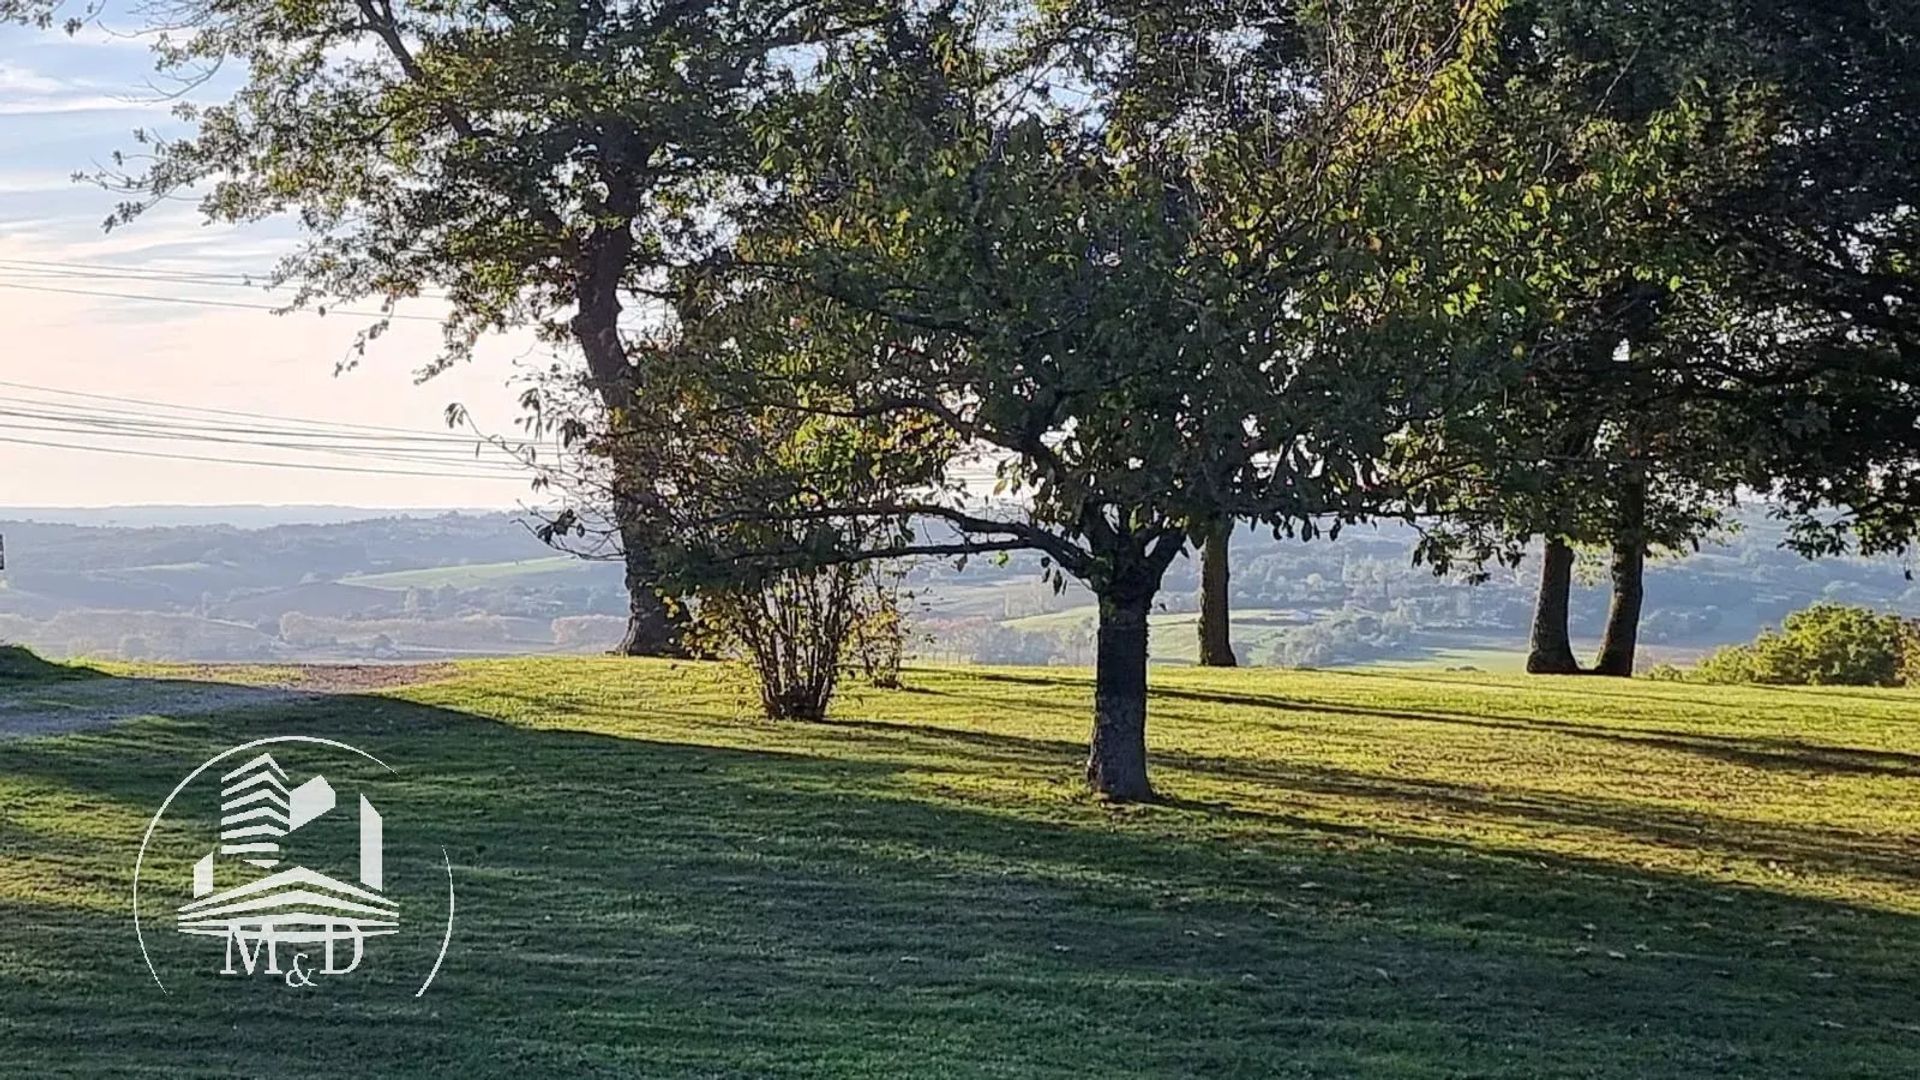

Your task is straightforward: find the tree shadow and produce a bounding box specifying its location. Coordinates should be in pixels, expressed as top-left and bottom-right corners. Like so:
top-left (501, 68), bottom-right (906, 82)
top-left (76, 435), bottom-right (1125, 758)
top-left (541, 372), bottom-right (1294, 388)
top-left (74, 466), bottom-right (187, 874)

top-left (1313, 665), bottom-right (1919, 711)
top-left (820, 714), bottom-right (1920, 890)
top-left (1136, 682), bottom-right (1920, 780)
top-left (927, 668), bottom-right (1920, 779)
top-left (1, 666), bottom-right (1917, 1077)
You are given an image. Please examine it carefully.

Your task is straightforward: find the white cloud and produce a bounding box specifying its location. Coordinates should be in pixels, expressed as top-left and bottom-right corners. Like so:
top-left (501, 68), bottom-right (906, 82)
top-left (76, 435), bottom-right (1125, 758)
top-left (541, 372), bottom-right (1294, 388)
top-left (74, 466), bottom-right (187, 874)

top-left (0, 60), bottom-right (65, 95)
top-left (0, 93), bottom-right (173, 116)
top-left (0, 169), bottom-right (81, 194)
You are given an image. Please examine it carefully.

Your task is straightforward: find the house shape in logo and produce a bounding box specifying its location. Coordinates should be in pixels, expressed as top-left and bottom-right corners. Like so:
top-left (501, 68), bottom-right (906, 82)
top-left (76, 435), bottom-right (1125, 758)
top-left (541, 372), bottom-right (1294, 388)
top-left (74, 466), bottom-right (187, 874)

top-left (175, 753), bottom-right (398, 949)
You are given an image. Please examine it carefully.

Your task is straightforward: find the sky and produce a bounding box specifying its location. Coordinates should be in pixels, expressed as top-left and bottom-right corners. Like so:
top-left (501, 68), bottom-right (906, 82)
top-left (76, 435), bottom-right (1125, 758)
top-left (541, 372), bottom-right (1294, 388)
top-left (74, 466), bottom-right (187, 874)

top-left (0, 16), bottom-right (542, 509)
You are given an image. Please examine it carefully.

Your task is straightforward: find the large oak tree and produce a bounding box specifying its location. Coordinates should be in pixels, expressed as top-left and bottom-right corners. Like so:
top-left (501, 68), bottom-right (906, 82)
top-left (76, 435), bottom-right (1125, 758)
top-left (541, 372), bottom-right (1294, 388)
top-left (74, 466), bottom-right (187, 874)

top-left (70, 0), bottom-right (894, 656)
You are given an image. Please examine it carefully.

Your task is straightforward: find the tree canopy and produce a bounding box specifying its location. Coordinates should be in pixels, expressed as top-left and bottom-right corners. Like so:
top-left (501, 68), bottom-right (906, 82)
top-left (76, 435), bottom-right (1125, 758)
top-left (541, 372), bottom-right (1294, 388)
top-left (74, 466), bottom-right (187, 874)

top-left (602, 0), bottom-right (1636, 796)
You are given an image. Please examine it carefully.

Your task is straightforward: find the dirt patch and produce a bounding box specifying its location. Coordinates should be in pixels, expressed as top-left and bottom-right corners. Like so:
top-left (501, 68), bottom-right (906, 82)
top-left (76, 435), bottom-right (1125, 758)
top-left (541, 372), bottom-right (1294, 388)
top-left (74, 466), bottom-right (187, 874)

top-left (163, 663), bottom-right (459, 693)
top-left (0, 663), bottom-right (457, 739)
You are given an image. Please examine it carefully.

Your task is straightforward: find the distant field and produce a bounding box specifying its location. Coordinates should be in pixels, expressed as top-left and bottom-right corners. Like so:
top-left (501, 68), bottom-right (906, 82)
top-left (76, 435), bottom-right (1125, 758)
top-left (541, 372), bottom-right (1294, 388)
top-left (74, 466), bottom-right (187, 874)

top-left (338, 556), bottom-right (588, 590)
top-left (1003, 605), bottom-right (1312, 663)
top-left (1000, 606), bottom-right (1544, 670)
top-left (1366, 644), bottom-right (1534, 673)
top-left (3, 658), bottom-right (1919, 1076)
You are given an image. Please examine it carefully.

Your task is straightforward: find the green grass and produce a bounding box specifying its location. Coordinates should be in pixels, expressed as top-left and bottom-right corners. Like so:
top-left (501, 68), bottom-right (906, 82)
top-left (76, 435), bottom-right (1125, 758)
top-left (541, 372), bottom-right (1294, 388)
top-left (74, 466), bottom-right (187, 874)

top-left (4, 659), bottom-right (1920, 1076)
top-left (338, 556), bottom-right (587, 590)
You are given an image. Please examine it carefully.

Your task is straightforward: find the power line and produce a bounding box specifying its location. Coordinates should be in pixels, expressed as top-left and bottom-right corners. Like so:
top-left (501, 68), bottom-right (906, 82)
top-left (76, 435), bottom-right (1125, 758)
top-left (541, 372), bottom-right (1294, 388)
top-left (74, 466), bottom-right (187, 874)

top-left (0, 256), bottom-right (456, 297)
top-left (0, 401), bottom-right (493, 448)
top-left (0, 281), bottom-right (447, 322)
top-left (0, 256), bottom-right (264, 281)
top-left (0, 379), bottom-right (492, 442)
top-left (0, 418), bottom-right (530, 474)
top-left (0, 379), bottom-right (546, 478)
top-left (0, 432), bottom-right (533, 480)
top-left (0, 266), bottom-right (272, 289)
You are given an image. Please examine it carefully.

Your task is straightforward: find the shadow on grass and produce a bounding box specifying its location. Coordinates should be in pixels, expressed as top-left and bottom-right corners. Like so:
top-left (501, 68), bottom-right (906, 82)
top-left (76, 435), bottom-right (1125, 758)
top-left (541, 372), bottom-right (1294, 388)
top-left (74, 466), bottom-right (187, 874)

top-left (1311, 665), bottom-right (1920, 710)
top-left (934, 668), bottom-right (1920, 780)
top-left (1, 667), bottom-right (1917, 1078)
top-left (822, 715), bottom-right (1920, 890)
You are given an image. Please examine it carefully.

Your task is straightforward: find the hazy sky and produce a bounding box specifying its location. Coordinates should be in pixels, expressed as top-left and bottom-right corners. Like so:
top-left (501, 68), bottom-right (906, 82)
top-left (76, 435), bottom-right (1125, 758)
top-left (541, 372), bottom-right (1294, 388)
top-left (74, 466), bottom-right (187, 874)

top-left (0, 18), bottom-right (543, 508)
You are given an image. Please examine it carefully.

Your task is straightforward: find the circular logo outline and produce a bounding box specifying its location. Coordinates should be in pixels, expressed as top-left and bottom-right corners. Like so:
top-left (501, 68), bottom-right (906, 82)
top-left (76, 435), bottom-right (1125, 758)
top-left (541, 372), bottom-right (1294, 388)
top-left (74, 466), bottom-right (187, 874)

top-left (132, 734), bottom-right (454, 997)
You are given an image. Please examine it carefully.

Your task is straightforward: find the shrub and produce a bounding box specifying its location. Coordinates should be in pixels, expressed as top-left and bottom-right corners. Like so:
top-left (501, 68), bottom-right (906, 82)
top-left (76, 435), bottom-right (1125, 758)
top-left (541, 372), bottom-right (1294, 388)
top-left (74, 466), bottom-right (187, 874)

top-left (846, 565), bottom-right (909, 690)
top-left (1898, 619), bottom-right (1920, 688)
top-left (1683, 603), bottom-right (1917, 687)
top-left (697, 563), bottom-right (863, 721)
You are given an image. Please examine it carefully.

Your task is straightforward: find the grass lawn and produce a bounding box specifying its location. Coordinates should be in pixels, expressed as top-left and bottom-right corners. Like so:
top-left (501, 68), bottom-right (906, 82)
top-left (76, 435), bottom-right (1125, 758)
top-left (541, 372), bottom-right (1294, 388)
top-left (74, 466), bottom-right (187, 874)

top-left (3, 658), bottom-right (1919, 1076)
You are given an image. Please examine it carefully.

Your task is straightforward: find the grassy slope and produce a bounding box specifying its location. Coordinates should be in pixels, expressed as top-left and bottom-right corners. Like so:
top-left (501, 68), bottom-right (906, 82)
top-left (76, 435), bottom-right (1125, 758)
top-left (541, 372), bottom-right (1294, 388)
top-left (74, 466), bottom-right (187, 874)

top-left (3, 659), bottom-right (1919, 1077)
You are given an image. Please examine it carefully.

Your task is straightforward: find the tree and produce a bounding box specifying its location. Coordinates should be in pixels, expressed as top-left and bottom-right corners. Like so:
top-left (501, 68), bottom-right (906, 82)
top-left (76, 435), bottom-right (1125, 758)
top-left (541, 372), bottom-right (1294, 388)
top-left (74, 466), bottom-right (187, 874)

top-left (1409, 0), bottom-right (1920, 677)
top-left (1578, 0), bottom-right (1920, 675)
top-left (630, 0), bottom-right (1563, 799)
top-left (74, 0), bottom-right (892, 657)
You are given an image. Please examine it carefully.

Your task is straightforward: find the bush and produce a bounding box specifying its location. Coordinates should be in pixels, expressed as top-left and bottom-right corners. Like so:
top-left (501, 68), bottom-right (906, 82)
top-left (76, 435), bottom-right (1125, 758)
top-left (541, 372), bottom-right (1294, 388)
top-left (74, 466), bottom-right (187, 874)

top-left (1683, 603), bottom-right (1918, 687)
top-left (845, 565), bottom-right (909, 690)
top-left (697, 563), bottom-right (863, 721)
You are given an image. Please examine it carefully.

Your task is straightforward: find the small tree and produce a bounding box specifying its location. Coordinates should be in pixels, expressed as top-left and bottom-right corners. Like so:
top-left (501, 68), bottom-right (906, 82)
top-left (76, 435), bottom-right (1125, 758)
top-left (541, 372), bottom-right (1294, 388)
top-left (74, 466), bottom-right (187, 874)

top-left (645, 0), bottom-right (1572, 799)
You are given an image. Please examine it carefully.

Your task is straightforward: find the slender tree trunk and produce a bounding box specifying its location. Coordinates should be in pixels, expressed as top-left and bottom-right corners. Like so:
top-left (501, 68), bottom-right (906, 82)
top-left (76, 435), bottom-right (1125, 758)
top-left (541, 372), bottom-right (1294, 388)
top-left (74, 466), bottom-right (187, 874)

top-left (1526, 538), bottom-right (1582, 674)
top-left (1087, 588), bottom-right (1154, 801)
top-left (1593, 472), bottom-right (1648, 677)
top-left (1197, 521), bottom-right (1237, 667)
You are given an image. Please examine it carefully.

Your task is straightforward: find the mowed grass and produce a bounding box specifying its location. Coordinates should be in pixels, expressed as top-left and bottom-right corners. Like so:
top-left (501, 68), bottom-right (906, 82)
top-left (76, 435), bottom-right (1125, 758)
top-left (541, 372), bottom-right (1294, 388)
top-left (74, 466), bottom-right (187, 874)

top-left (3, 658), bottom-right (1919, 1077)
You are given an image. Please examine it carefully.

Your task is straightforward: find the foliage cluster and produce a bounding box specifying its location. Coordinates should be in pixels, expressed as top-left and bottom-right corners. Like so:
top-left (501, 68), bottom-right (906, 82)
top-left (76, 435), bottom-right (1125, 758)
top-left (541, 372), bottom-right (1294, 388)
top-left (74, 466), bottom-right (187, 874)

top-left (1656, 603), bottom-right (1920, 688)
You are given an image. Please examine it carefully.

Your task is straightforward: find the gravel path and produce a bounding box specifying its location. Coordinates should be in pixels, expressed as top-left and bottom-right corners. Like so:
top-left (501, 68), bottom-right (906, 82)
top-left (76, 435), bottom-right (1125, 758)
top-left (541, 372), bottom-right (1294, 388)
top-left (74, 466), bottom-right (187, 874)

top-left (0, 664), bottom-right (455, 739)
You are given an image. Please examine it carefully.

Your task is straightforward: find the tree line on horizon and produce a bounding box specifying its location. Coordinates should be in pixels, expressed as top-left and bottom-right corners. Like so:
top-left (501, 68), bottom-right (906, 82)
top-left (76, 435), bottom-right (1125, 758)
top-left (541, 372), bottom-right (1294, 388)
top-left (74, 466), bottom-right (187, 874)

top-left (10, 0), bottom-right (1915, 800)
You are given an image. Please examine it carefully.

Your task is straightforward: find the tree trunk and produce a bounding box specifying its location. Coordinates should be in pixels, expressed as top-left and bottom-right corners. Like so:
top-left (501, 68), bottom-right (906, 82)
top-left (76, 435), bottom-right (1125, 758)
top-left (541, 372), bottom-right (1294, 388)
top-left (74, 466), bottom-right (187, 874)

top-left (571, 259), bottom-right (684, 659)
top-left (1592, 473), bottom-right (1647, 677)
top-left (1196, 521), bottom-right (1237, 667)
top-left (1086, 589), bottom-right (1154, 801)
top-left (1526, 538), bottom-right (1582, 674)
top-left (613, 512), bottom-right (685, 657)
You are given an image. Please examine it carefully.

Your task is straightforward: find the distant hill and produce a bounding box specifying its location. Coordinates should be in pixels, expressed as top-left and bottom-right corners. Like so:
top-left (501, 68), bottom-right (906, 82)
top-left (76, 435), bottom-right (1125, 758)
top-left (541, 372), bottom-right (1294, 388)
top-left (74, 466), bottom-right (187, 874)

top-left (0, 505), bottom-right (509, 529)
top-left (0, 511), bottom-right (624, 661)
top-left (0, 504), bottom-right (1912, 667)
